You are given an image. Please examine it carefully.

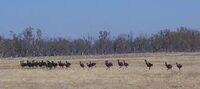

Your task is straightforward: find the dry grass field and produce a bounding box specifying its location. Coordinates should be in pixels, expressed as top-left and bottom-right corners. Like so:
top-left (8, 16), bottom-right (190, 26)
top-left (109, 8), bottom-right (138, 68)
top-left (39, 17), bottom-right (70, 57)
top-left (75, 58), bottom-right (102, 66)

top-left (0, 52), bottom-right (200, 89)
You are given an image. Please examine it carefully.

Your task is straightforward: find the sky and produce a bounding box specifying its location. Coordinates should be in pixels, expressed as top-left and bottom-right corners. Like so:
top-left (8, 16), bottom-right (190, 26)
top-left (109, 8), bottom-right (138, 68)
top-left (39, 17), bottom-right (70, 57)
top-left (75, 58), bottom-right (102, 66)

top-left (0, 0), bottom-right (200, 38)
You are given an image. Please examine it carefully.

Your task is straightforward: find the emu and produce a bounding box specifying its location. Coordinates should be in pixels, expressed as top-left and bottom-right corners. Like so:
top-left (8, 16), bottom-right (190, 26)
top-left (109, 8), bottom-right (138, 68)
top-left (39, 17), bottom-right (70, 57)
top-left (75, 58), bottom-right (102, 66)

top-left (41, 60), bottom-right (47, 68)
top-left (176, 62), bottom-right (182, 71)
top-left (38, 60), bottom-right (46, 68)
top-left (90, 61), bottom-right (96, 67)
top-left (80, 61), bottom-right (85, 68)
top-left (58, 61), bottom-right (65, 68)
top-left (144, 60), bottom-right (153, 70)
top-left (123, 60), bottom-right (129, 68)
top-left (86, 62), bottom-right (92, 69)
top-left (117, 59), bottom-right (123, 68)
top-left (31, 60), bottom-right (36, 68)
top-left (47, 61), bottom-right (53, 69)
top-left (105, 60), bottom-right (113, 70)
top-left (34, 61), bottom-right (39, 68)
top-left (27, 60), bottom-right (34, 68)
top-left (86, 61), bottom-right (96, 70)
top-left (165, 62), bottom-right (172, 70)
top-left (52, 61), bottom-right (58, 69)
top-left (65, 61), bottom-right (71, 68)
top-left (38, 61), bottom-right (43, 68)
top-left (20, 60), bottom-right (27, 68)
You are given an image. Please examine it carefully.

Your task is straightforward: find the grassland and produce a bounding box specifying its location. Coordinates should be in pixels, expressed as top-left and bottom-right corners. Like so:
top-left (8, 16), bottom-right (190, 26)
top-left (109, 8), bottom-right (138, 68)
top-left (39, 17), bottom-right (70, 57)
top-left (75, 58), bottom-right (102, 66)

top-left (0, 52), bottom-right (200, 89)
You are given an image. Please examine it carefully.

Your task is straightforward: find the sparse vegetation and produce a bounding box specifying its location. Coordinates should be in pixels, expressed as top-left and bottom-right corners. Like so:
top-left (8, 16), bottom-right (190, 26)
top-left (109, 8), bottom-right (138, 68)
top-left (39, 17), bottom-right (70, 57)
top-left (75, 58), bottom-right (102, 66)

top-left (0, 27), bottom-right (200, 57)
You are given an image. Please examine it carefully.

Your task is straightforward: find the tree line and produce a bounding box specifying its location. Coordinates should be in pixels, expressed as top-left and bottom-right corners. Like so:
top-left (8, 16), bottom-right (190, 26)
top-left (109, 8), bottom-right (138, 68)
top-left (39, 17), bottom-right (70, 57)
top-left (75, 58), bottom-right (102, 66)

top-left (0, 26), bottom-right (200, 58)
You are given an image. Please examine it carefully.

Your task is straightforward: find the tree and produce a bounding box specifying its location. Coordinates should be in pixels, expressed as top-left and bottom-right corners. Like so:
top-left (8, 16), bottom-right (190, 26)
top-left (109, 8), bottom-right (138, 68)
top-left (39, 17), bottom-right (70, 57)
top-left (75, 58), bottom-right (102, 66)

top-left (114, 34), bottom-right (128, 53)
top-left (94, 31), bottom-right (113, 54)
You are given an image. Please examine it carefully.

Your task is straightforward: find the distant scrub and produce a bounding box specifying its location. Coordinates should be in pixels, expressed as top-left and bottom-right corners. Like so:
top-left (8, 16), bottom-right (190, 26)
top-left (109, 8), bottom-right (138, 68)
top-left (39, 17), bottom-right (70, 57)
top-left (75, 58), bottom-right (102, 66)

top-left (0, 26), bottom-right (200, 57)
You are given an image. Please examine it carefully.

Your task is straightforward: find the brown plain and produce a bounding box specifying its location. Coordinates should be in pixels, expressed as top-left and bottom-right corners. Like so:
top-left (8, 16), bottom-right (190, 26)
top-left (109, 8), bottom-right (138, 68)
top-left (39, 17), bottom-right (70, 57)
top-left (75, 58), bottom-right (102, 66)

top-left (0, 52), bottom-right (200, 89)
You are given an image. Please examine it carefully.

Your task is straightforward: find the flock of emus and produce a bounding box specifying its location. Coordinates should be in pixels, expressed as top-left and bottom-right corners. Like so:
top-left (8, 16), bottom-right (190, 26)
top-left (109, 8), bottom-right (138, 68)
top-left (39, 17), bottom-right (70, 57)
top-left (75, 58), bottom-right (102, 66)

top-left (20, 60), bottom-right (71, 69)
top-left (144, 60), bottom-right (182, 71)
top-left (20, 59), bottom-right (182, 70)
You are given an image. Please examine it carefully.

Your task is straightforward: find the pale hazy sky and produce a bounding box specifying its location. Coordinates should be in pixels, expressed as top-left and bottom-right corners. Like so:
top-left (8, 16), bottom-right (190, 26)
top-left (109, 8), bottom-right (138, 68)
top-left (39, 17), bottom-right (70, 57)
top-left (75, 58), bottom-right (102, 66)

top-left (0, 0), bottom-right (200, 38)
